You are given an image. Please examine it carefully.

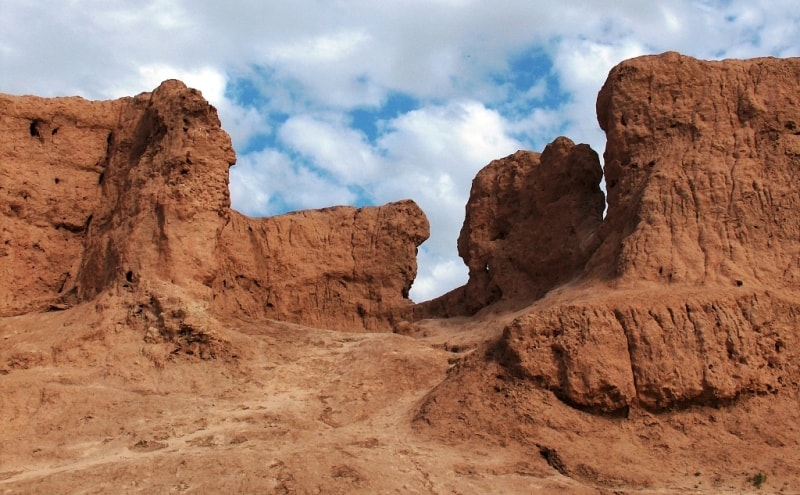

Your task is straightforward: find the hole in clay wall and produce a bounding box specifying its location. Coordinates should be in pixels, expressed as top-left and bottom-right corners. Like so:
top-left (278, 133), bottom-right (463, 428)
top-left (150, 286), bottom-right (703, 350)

top-left (29, 120), bottom-right (41, 137)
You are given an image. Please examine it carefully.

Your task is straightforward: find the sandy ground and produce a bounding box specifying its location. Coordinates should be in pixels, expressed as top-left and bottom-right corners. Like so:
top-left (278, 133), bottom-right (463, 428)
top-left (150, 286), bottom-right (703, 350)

top-left (1, 305), bottom-right (797, 494)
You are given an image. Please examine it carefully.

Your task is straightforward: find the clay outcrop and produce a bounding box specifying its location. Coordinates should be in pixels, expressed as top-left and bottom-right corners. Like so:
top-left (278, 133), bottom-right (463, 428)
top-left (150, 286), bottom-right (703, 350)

top-left (0, 92), bottom-right (120, 315)
top-left (214, 202), bottom-right (428, 332)
top-left (591, 51), bottom-right (800, 286)
top-left (3, 53), bottom-right (800, 493)
top-left (0, 81), bottom-right (428, 338)
top-left (414, 138), bottom-right (604, 318)
top-left (455, 138), bottom-right (604, 313)
top-left (2, 52), bottom-right (798, 411)
top-left (421, 52), bottom-right (800, 413)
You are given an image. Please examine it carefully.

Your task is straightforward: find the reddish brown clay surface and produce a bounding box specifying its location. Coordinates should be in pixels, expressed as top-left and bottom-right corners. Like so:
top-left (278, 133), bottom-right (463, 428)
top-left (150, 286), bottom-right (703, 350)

top-left (0, 80), bottom-right (427, 337)
top-left (2, 53), bottom-right (800, 494)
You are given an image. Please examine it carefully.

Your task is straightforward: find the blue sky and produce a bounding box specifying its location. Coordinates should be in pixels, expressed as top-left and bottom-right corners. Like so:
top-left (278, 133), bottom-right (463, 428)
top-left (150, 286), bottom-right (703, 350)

top-left (2, 0), bottom-right (799, 301)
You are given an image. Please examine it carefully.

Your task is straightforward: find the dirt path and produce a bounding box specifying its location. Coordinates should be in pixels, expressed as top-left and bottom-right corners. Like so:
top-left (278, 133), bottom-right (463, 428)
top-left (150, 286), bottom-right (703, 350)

top-left (1, 316), bottom-right (791, 494)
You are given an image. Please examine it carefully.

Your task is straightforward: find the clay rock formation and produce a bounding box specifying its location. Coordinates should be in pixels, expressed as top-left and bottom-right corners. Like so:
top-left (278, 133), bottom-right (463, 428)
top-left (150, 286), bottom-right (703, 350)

top-left (0, 81), bottom-right (428, 340)
top-left (421, 52), bottom-right (800, 413)
top-left (0, 92), bottom-right (120, 315)
top-left (456, 138), bottom-right (604, 313)
top-left (491, 287), bottom-right (796, 413)
top-left (414, 137), bottom-right (604, 319)
top-left (0, 81), bottom-right (235, 323)
top-left (214, 202), bottom-right (428, 332)
top-left (591, 51), bottom-right (800, 286)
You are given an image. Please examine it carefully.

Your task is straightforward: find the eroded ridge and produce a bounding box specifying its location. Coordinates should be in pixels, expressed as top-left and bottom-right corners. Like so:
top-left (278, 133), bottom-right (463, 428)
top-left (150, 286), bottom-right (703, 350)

top-left (421, 52), bottom-right (800, 413)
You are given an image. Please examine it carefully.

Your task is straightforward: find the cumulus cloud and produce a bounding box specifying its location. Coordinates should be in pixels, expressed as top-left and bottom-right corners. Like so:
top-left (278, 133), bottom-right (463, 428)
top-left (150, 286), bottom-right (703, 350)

top-left (375, 101), bottom-right (521, 250)
top-left (2, 0), bottom-right (798, 301)
top-left (550, 38), bottom-right (647, 154)
top-left (278, 115), bottom-right (382, 185)
top-left (230, 148), bottom-right (357, 216)
top-left (373, 101), bottom-right (522, 300)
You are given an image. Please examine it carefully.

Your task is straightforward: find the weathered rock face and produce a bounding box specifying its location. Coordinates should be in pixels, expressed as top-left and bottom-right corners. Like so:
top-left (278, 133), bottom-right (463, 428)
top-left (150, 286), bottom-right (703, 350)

top-left (214, 202), bottom-right (429, 332)
top-left (0, 93), bottom-right (120, 315)
top-left (0, 82), bottom-right (234, 316)
top-left (0, 81), bottom-right (428, 337)
top-left (455, 138), bottom-right (604, 313)
top-left (494, 288), bottom-right (796, 413)
top-left (72, 80), bottom-right (236, 305)
top-left (422, 53), bottom-right (800, 414)
top-left (591, 51), bottom-right (800, 286)
top-left (0, 82), bottom-right (237, 355)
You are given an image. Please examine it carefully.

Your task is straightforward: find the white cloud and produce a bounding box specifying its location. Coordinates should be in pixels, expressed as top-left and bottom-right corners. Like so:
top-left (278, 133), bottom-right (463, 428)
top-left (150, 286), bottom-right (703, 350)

top-left (230, 149), bottom-right (357, 216)
top-left (268, 30), bottom-right (371, 64)
top-left (278, 115), bottom-right (382, 185)
top-left (372, 101), bottom-right (522, 300)
top-left (550, 38), bottom-right (647, 154)
top-left (410, 253), bottom-right (467, 303)
top-left (524, 79), bottom-right (548, 102)
top-left (378, 101), bottom-right (520, 173)
top-left (375, 101), bottom-right (521, 249)
top-left (129, 65), bottom-right (226, 102)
